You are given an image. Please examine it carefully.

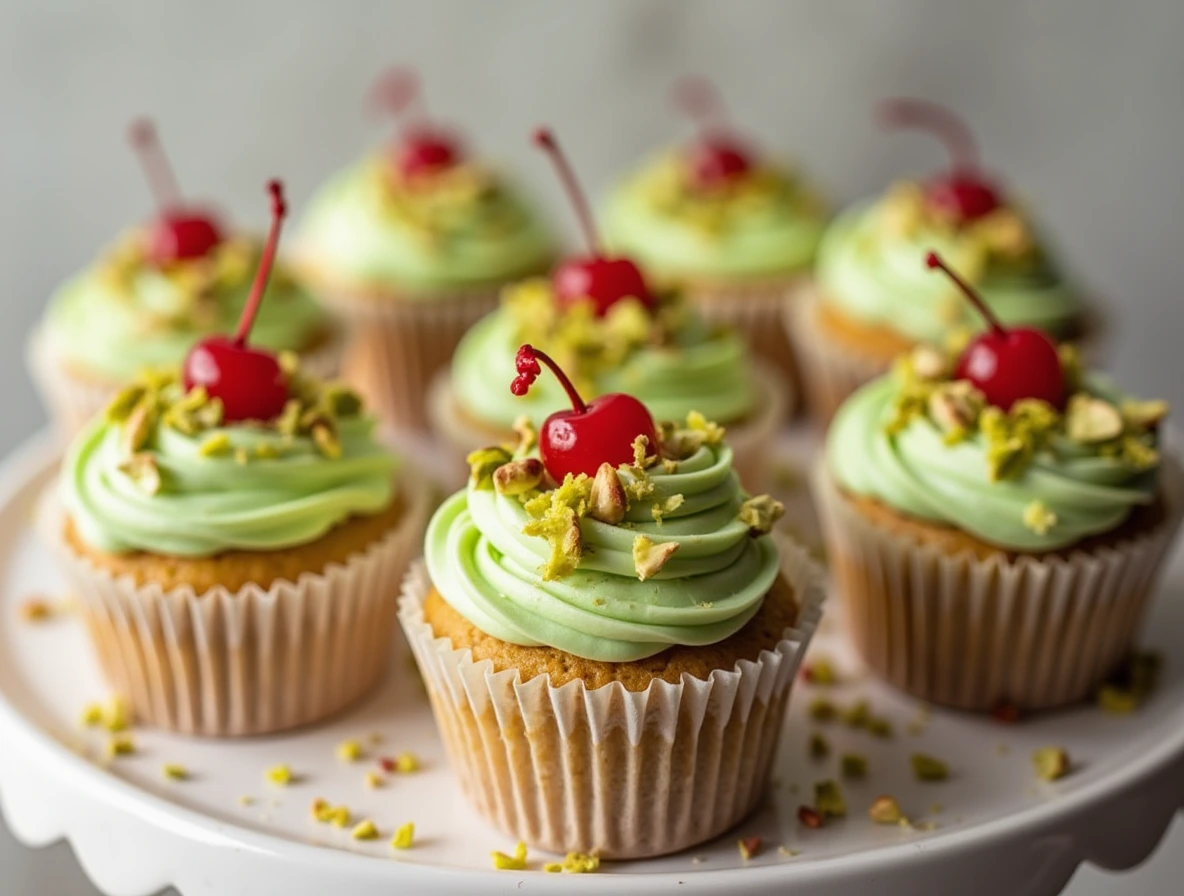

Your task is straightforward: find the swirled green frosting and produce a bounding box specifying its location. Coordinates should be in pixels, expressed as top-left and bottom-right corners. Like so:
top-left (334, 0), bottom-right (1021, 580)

top-left (61, 369), bottom-right (396, 557)
top-left (817, 191), bottom-right (1083, 343)
top-left (43, 234), bottom-right (329, 384)
top-left (828, 355), bottom-right (1164, 552)
top-left (299, 155), bottom-right (553, 293)
top-left (603, 151), bottom-right (826, 281)
top-left (451, 279), bottom-right (758, 430)
top-left (426, 432), bottom-right (783, 662)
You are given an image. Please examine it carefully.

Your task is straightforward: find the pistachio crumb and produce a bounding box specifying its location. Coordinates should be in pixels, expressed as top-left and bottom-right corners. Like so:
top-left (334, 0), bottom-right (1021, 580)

top-left (560, 852), bottom-right (600, 873)
top-left (737, 836), bottom-right (763, 860)
top-left (197, 433), bottom-right (231, 458)
top-left (814, 780), bottom-right (846, 818)
top-left (869, 795), bottom-right (904, 825)
top-left (238, 795), bottom-right (254, 807)
top-left (1023, 500), bottom-right (1058, 536)
top-left (106, 734), bottom-right (135, 758)
top-left (80, 703), bottom-right (104, 728)
top-left (491, 840), bottom-right (528, 871)
top-left (632, 534), bottom-right (679, 581)
top-left (390, 822), bottom-right (415, 850)
top-left (841, 754), bottom-right (868, 779)
top-left (336, 739), bottom-right (363, 763)
top-left (103, 696), bottom-right (130, 732)
top-left (350, 820), bottom-right (379, 841)
top-left (394, 752), bottom-right (419, 773)
top-left (842, 699), bottom-right (871, 728)
top-left (868, 717), bottom-right (894, 739)
top-left (265, 764), bottom-right (293, 786)
top-left (587, 462), bottom-right (627, 524)
top-left (808, 732), bottom-right (830, 760)
top-left (739, 494), bottom-right (785, 536)
top-left (364, 772), bottom-right (384, 789)
top-left (809, 698), bottom-right (838, 722)
top-left (493, 458), bottom-right (545, 496)
top-left (802, 657), bottom-right (838, 685)
top-left (911, 753), bottom-right (949, 782)
top-left (777, 846), bottom-right (800, 858)
top-left (1032, 746), bottom-right (1071, 782)
top-left (162, 763), bottom-right (189, 781)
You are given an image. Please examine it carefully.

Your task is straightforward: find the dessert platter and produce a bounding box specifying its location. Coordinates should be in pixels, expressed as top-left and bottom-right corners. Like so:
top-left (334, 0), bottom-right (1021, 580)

top-left (2, 73), bottom-right (1182, 895)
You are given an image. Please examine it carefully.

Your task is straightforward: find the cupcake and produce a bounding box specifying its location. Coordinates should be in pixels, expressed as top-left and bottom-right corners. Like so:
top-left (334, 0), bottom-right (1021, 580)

top-left (402, 343), bottom-right (824, 858)
top-left (29, 120), bottom-right (338, 437)
top-left (430, 129), bottom-right (786, 488)
top-left (47, 182), bottom-right (429, 736)
top-left (602, 77), bottom-right (827, 382)
top-left (792, 99), bottom-right (1096, 423)
top-left (297, 67), bottom-right (554, 429)
top-left (814, 252), bottom-right (1181, 712)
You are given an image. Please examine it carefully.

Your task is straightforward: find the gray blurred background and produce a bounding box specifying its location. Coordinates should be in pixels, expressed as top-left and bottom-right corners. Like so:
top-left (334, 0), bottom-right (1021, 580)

top-left (1, 1), bottom-right (1182, 894)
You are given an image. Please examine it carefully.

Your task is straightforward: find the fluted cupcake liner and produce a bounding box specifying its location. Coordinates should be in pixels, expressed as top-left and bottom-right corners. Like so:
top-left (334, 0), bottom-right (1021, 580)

top-left (684, 274), bottom-right (805, 391)
top-left (812, 459), bottom-right (1184, 712)
top-left (26, 326), bottom-right (345, 440)
top-left (41, 474), bottom-right (431, 737)
top-left (312, 279), bottom-right (503, 432)
top-left (426, 359), bottom-right (790, 491)
top-left (397, 540), bottom-right (825, 859)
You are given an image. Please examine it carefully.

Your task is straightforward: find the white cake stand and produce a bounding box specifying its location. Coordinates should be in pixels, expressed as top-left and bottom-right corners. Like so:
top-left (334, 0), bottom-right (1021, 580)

top-left (1, 432), bottom-right (1182, 896)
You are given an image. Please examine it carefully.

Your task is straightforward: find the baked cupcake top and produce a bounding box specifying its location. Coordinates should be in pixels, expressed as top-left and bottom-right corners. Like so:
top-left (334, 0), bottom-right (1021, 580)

top-left (42, 121), bottom-right (328, 383)
top-left (427, 411), bottom-right (785, 662)
top-left (816, 100), bottom-right (1084, 343)
top-left (828, 254), bottom-right (1164, 553)
top-left (603, 79), bottom-right (825, 282)
top-left (451, 279), bottom-right (757, 429)
top-left (299, 69), bottom-right (552, 294)
top-left (61, 180), bottom-right (397, 558)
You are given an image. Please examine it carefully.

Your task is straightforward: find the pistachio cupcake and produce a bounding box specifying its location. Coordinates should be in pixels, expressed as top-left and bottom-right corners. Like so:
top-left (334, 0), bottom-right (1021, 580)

top-left (602, 78), bottom-right (827, 382)
top-left (402, 344), bottom-right (824, 858)
top-left (47, 182), bottom-right (429, 736)
top-left (814, 253), bottom-right (1180, 712)
top-left (28, 120), bottom-right (338, 436)
top-left (297, 68), bottom-right (553, 429)
top-left (431, 127), bottom-right (787, 488)
top-left (791, 99), bottom-right (1094, 423)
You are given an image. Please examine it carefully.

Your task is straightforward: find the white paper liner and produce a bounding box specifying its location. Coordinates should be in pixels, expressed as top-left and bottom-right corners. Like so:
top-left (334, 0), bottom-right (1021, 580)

top-left (812, 459), bottom-right (1184, 712)
top-left (426, 359), bottom-right (791, 492)
top-left (42, 472), bottom-right (431, 737)
top-left (26, 326), bottom-right (345, 440)
top-left (313, 278), bottom-right (503, 432)
top-left (684, 274), bottom-right (805, 391)
top-left (397, 538), bottom-right (825, 858)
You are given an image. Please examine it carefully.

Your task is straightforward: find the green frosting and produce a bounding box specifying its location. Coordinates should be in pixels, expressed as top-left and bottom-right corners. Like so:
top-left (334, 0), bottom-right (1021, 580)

top-left (816, 195), bottom-right (1083, 343)
top-left (425, 433), bottom-right (783, 662)
top-left (61, 371), bottom-right (396, 558)
top-left (299, 155), bottom-right (553, 293)
top-left (43, 235), bottom-right (329, 384)
top-left (827, 366), bottom-right (1163, 552)
top-left (602, 151), bottom-right (826, 281)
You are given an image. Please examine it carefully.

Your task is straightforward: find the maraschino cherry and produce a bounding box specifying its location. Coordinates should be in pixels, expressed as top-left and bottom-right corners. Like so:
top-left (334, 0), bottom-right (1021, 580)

top-left (925, 251), bottom-right (1065, 411)
top-left (182, 180), bottom-right (290, 422)
top-left (673, 76), bottom-right (754, 188)
top-left (371, 66), bottom-right (464, 179)
top-left (532, 128), bottom-right (654, 316)
top-left (511, 344), bottom-right (659, 481)
top-left (128, 119), bottom-right (225, 265)
top-left (881, 99), bottom-right (1002, 222)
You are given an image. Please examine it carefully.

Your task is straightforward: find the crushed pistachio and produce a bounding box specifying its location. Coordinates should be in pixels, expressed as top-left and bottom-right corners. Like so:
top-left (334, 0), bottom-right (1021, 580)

top-left (391, 822), bottom-right (415, 850)
top-left (162, 764), bottom-right (189, 781)
top-left (103, 696), bottom-right (130, 732)
top-left (631, 434), bottom-right (659, 470)
top-left (1121, 399), bottom-right (1169, 431)
top-left (336, 739), bottom-right (363, 763)
top-left (911, 753), bottom-right (949, 782)
top-left (197, 433), bottom-right (232, 458)
top-left (587, 463), bottom-right (628, 524)
top-left (548, 852), bottom-right (600, 873)
top-left (841, 754), bottom-right (868, 779)
top-left (364, 772), bottom-right (384, 789)
top-left (982, 400), bottom-right (1060, 481)
top-left (1023, 500), bottom-right (1058, 536)
top-left (737, 836), bottom-right (763, 860)
top-left (928, 380), bottom-right (985, 443)
top-left (739, 494), bottom-right (786, 536)
top-left (809, 698), bottom-right (838, 722)
top-left (808, 732), bottom-right (830, 760)
top-left (686, 410), bottom-right (726, 444)
top-left (869, 795), bottom-right (904, 825)
top-left (651, 493), bottom-right (685, 524)
top-left (868, 717), bottom-right (894, 739)
top-left (802, 657), bottom-right (838, 685)
top-left (842, 699), bottom-right (871, 729)
top-left (80, 703), bottom-right (104, 728)
top-left (1032, 747), bottom-right (1071, 781)
top-left (814, 780), bottom-right (846, 818)
top-left (1097, 651), bottom-right (1162, 713)
top-left (265, 764), bottom-right (294, 786)
top-left (493, 458), bottom-right (545, 496)
top-left (777, 846), bottom-right (800, 858)
top-left (632, 534), bottom-right (680, 581)
top-left (350, 820), bottom-right (379, 841)
top-left (238, 796), bottom-right (254, 807)
top-left (393, 752), bottom-right (420, 773)
top-left (491, 840), bottom-right (528, 871)
top-left (910, 344), bottom-right (949, 381)
top-left (511, 416), bottom-right (537, 454)
top-left (1066, 395), bottom-right (1124, 444)
top-left (523, 473), bottom-right (591, 579)
top-left (118, 453), bottom-right (162, 495)
top-left (106, 734), bottom-right (135, 758)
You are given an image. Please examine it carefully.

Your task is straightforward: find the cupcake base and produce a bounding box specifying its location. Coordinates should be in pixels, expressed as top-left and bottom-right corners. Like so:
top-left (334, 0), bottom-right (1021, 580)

top-left (426, 359), bottom-right (790, 490)
top-left (813, 459), bottom-right (1184, 712)
top-left (43, 474), bottom-right (431, 737)
top-left (27, 325), bottom-right (344, 440)
top-left (398, 541), bottom-right (824, 858)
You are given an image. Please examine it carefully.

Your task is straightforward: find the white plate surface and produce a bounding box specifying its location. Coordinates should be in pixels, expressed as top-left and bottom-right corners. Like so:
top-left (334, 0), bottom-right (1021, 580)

top-left (1, 432), bottom-right (1182, 896)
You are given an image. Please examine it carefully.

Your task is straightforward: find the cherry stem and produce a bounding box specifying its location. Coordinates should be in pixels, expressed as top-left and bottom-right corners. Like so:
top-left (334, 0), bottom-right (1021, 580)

top-left (880, 98), bottom-right (980, 174)
top-left (234, 180), bottom-right (288, 347)
top-left (532, 128), bottom-right (600, 257)
top-left (128, 118), bottom-right (182, 210)
top-left (371, 66), bottom-right (430, 129)
top-left (672, 76), bottom-right (732, 135)
top-left (517, 344), bottom-right (588, 414)
top-left (925, 251), bottom-right (1005, 336)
